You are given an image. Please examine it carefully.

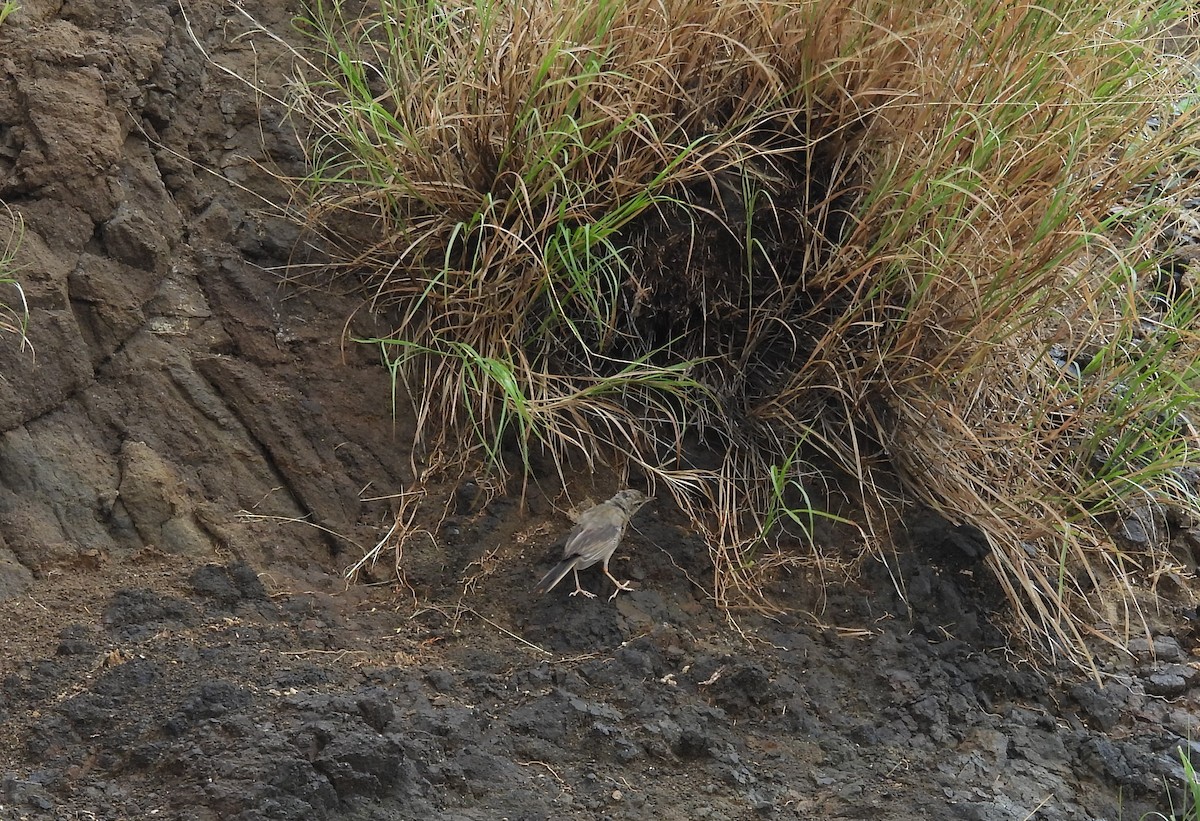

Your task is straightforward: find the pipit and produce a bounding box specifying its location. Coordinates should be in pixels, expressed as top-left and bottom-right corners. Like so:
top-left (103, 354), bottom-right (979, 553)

top-left (533, 489), bottom-right (650, 601)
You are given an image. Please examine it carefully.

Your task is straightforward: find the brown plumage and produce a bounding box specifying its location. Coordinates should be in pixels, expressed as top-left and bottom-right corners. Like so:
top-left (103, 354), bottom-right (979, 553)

top-left (533, 489), bottom-right (650, 601)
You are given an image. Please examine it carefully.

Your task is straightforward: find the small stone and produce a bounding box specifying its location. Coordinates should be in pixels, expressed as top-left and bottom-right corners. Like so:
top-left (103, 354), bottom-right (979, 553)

top-left (1145, 665), bottom-right (1195, 697)
top-left (1120, 516), bottom-right (1151, 545)
top-left (1130, 636), bottom-right (1186, 663)
top-left (1153, 636), bottom-right (1186, 663)
top-left (1069, 683), bottom-right (1126, 731)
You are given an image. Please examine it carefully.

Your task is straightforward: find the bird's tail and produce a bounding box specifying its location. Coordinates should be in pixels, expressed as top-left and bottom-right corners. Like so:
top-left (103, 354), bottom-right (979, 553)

top-left (533, 558), bottom-right (576, 595)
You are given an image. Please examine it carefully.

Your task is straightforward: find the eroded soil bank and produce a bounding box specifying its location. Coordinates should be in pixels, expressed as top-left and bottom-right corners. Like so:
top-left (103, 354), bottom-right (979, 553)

top-left (0, 2), bottom-right (1198, 819)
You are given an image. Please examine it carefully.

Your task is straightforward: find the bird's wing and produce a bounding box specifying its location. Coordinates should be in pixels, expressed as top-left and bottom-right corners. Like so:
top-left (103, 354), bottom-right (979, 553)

top-left (564, 516), bottom-right (623, 563)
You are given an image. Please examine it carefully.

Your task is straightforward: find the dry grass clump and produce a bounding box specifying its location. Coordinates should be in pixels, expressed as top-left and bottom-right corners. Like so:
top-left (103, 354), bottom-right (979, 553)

top-left (286, 0), bottom-right (1200, 660)
top-left (0, 204), bottom-right (30, 351)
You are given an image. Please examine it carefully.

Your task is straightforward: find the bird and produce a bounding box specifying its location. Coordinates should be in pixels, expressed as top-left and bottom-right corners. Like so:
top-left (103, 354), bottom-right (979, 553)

top-left (533, 489), bottom-right (651, 601)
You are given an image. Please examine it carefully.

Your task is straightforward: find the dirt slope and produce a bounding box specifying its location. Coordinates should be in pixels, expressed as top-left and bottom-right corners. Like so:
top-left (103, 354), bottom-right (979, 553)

top-left (0, 2), bottom-right (1197, 819)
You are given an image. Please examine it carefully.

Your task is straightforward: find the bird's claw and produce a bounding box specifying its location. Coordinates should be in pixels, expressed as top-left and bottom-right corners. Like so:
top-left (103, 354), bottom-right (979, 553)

top-left (569, 587), bottom-right (597, 599)
top-left (607, 580), bottom-right (634, 601)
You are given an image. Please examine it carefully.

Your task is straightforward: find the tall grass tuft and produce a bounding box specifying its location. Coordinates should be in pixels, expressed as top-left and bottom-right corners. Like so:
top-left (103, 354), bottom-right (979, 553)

top-left (0, 204), bottom-right (30, 353)
top-left (286, 0), bottom-right (1200, 661)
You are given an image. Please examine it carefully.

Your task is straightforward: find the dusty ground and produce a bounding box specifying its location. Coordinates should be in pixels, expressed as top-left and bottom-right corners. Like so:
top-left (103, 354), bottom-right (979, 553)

top-left (0, 1), bottom-right (1199, 819)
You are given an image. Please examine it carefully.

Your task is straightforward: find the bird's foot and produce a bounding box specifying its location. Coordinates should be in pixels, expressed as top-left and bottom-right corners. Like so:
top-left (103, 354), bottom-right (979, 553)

top-left (569, 587), bottom-right (597, 599)
top-left (607, 579), bottom-right (635, 601)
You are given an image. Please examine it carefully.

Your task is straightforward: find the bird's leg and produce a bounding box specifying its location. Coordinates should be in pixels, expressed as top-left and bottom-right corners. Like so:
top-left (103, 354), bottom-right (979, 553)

top-left (568, 567), bottom-right (597, 599)
top-left (603, 566), bottom-right (635, 601)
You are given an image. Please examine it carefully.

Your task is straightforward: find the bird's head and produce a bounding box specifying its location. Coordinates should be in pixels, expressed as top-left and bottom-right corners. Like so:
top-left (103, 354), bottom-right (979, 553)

top-left (611, 489), bottom-right (651, 514)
